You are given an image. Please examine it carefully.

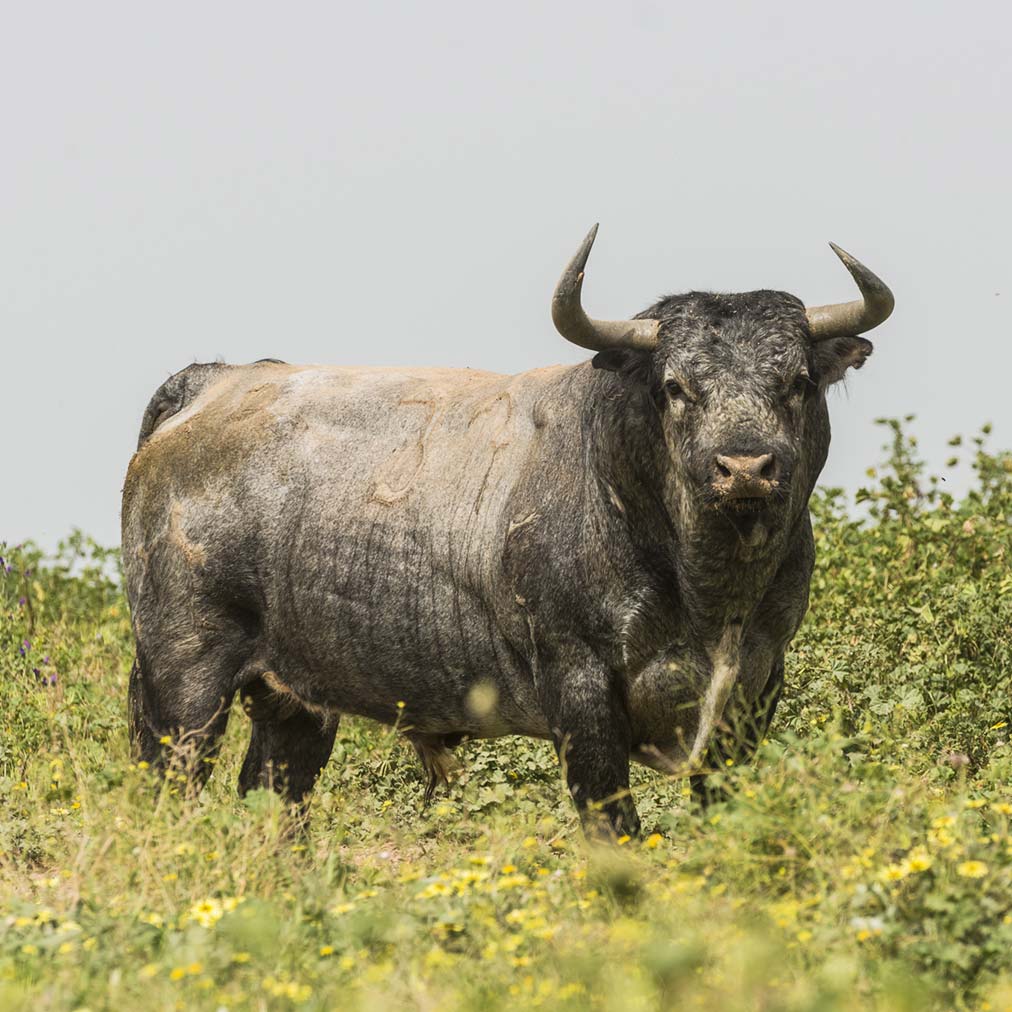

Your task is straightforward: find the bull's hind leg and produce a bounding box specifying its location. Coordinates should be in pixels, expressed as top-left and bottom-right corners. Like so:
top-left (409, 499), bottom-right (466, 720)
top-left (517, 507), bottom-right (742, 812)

top-left (127, 585), bottom-right (258, 795)
top-left (237, 676), bottom-right (338, 810)
top-left (128, 638), bottom-right (242, 795)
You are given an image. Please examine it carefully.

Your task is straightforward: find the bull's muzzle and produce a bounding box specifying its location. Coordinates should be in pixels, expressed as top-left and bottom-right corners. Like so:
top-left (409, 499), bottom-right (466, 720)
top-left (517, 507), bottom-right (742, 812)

top-left (711, 453), bottom-right (778, 511)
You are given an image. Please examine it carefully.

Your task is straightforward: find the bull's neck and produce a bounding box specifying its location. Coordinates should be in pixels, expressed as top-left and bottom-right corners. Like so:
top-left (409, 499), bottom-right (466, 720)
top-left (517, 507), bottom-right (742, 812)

top-left (586, 372), bottom-right (803, 639)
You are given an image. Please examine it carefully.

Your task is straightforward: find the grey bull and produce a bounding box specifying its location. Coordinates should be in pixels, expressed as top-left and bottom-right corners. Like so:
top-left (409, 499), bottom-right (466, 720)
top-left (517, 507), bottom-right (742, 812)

top-left (122, 226), bottom-right (893, 836)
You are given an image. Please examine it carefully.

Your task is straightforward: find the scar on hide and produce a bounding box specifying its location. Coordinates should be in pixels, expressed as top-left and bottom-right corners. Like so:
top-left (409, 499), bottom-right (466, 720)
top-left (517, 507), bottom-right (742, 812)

top-left (470, 393), bottom-right (513, 514)
top-left (507, 511), bottom-right (541, 539)
top-left (370, 398), bottom-right (441, 506)
top-left (604, 481), bottom-right (626, 515)
top-left (167, 502), bottom-right (207, 568)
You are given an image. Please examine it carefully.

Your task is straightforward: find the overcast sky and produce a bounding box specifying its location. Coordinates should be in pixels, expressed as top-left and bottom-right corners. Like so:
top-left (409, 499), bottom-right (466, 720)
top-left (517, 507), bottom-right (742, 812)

top-left (3, 1), bottom-right (1010, 548)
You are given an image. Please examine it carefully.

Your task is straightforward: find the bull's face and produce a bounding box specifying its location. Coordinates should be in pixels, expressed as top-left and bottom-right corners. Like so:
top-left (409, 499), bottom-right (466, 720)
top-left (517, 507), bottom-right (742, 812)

top-left (647, 292), bottom-right (873, 527)
top-left (551, 227), bottom-right (893, 542)
top-left (654, 293), bottom-right (812, 524)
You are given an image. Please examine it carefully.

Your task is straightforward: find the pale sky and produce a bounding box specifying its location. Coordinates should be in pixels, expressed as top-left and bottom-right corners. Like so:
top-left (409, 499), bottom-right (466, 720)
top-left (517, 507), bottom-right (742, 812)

top-left (3, 1), bottom-right (1010, 548)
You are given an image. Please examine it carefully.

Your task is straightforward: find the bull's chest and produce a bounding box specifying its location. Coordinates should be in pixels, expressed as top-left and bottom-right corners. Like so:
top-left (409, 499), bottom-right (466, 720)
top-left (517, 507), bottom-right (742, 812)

top-left (625, 643), bottom-right (708, 749)
top-left (624, 623), bottom-right (759, 771)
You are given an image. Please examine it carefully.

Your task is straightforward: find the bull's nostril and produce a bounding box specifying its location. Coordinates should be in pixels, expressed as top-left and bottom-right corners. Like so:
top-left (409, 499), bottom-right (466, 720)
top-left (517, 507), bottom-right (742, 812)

top-left (715, 452), bottom-right (776, 484)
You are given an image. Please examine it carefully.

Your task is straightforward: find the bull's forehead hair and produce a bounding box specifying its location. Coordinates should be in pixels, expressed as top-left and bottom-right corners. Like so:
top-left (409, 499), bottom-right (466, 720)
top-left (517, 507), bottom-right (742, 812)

top-left (641, 289), bottom-right (809, 379)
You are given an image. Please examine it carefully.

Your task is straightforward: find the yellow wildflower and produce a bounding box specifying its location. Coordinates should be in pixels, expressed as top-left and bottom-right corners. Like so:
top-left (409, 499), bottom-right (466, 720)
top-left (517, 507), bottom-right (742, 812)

top-left (186, 899), bottom-right (223, 928)
top-left (956, 860), bottom-right (988, 879)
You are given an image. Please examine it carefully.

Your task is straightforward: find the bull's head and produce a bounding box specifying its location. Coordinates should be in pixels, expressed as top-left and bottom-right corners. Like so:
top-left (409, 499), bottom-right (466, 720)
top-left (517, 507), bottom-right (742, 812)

top-left (552, 225), bottom-right (893, 540)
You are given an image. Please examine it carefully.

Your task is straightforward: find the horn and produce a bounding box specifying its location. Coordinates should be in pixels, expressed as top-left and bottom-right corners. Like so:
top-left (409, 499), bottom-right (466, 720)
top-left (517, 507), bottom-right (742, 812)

top-left (551, 224), bottom-right (660, 352)
top-left (806, 243), bottom-right (894, 340)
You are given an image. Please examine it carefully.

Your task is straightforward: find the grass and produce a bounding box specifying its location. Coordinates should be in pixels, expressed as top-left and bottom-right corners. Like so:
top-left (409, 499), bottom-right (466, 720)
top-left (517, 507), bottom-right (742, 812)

top-left (2, 419), bottom-right (1012, 1011)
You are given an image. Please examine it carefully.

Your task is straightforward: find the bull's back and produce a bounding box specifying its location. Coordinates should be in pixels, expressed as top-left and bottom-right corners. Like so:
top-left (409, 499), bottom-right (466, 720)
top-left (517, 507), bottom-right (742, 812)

top-left (125, 361), bottom-right (563, 515)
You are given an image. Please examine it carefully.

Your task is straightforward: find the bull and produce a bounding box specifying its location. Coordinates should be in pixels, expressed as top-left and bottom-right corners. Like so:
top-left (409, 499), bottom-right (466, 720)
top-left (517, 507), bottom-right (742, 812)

top-left (122, 226), bottom-right (893, 836)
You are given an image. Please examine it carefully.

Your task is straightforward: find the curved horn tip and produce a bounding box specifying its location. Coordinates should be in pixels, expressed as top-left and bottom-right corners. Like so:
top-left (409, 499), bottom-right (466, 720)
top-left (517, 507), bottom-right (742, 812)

top-left (828, 241), bottom-right (858, 267)
top-left (827, 241), bottom-right (894, 296)
top-left (806, 241), bottom-right (894, 339)
top-left (573, 223), bottom-right (601, 264)
top-left (551, 224), bottom-right (660, 352)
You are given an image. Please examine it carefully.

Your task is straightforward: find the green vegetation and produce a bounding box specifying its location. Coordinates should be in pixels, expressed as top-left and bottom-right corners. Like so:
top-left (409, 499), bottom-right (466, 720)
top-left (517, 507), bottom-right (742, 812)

top-left (2, 420), bottom-right (1012, 1011)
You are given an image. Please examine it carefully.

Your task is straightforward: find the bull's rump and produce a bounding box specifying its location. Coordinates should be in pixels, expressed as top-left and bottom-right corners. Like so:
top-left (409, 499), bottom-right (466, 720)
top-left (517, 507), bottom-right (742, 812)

top-left (121, 362), bottom-right (571, 735)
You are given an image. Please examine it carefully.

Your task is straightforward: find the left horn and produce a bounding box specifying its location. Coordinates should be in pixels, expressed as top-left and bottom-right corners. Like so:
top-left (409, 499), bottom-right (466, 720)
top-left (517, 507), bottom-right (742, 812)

top-left (806, 243), bottom-right (895, 340)
top-left (552, 224), bottom-right (660, 352)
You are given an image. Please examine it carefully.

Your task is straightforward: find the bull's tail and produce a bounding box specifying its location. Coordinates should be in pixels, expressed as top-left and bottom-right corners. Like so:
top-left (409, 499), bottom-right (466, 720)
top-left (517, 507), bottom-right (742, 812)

top-left (127, 654), bottom-right (157, 761)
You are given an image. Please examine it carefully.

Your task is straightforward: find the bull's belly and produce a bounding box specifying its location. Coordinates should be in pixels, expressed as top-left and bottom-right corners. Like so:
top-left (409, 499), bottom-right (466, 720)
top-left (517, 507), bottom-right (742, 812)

top-left (261, 553), bottom-right (549, 740)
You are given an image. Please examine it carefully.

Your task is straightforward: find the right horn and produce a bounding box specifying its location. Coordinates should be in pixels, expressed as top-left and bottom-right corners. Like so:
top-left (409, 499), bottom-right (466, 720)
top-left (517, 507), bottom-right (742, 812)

top-left (551, 225), bottom-right (660, 353)
top-left (806, 243), bottom-right (895, 340)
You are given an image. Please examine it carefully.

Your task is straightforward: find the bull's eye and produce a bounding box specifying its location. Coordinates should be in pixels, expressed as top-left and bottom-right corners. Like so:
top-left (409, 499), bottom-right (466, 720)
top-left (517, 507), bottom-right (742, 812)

top-left (789, 375), bottom-right (810, 399)
top-left (664, 379), bottom-right (684, 400)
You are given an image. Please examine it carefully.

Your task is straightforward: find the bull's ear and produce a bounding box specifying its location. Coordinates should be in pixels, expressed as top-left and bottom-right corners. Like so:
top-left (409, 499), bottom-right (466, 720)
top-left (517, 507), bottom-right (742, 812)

top-left (591, 348), bottom-right (652, 384)
top-left (812, 336), bottom-right (873, 386)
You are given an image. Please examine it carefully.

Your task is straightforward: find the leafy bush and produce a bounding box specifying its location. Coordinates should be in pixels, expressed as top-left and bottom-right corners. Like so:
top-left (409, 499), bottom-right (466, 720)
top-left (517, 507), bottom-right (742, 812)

top-left (2, 421), bottom-right (1012, 1011)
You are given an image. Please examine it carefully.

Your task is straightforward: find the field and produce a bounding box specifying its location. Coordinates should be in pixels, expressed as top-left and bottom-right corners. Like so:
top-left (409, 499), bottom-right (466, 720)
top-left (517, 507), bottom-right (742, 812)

top-left (3, 419), bottom-right (1012, 1012)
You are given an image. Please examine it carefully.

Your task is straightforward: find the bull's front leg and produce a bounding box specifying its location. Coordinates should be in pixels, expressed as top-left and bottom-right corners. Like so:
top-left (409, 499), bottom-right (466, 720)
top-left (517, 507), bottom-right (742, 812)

top-left (538, 647), bottom-right (640, 839)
